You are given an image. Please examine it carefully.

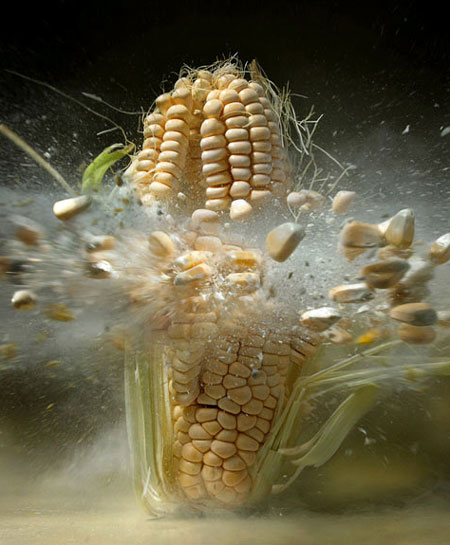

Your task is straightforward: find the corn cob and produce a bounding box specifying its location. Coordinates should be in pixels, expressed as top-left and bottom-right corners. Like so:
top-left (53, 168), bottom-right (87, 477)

top-left (126, 63), bottom-right (291, 217)
top-left (120, 62), bottom-right (450, 514)
top-left (123, 220), bottom-right (322, 508)
top-left (123, 61), bottom-right (317, 508)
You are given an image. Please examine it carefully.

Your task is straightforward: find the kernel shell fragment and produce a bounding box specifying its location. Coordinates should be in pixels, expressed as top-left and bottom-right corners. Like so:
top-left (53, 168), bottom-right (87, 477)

top-left (174, 263), bottom-right (213, 286)
top-left (287, 190), bottom-right (325, 211)
top-left (86, 235), bottom-right (116, 252)
top-left (43, 303), bottom-right (75, 321)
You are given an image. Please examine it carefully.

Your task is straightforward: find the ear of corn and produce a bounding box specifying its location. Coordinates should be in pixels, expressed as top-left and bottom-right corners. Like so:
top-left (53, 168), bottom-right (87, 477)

top-left (121, 213), bottom-right (326, 510)
top-left (119, 60), bottom-right (450, 515)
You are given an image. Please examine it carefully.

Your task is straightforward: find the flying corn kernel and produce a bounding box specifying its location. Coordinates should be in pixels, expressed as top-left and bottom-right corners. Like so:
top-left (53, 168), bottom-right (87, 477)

top-left (265, 223), bottom-right (305, 262)
top-left (429, 233), bottom-right (450, 264)
top-left (53, 195), bottom-right (91, 221)
top-left (397, 324), bottom-right (436, 345)
top-left (11, 289), bottom-right (37, 310)
top-left (389, 303), bottom-right (437, 326)
top-left (332, 190), bottom-right (356, 215)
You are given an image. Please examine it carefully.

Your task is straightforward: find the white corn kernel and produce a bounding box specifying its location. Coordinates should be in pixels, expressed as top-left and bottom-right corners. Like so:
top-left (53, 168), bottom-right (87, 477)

top-left (239, 88), bottom-right (259, 105)
top-left (249, 127), bottom-right (270, 141)
top-left (53, 195), bottom-right (91, 221)
top-left (249, 190), bottom-right (272, 203)
top-left (206, 186), bottom-right (229, 198)
top-left (174, 263), bottom-right (213, 285)
top-left (329, 283), bottom-right (374, 303)
top-left (224, 272), bottom-right (260, 292)
top-left (148, 181), bottom-right (173, 197)
top-left (166, 104), bottom-right (190, 120)
top-left (201, 148), bottom-right (228, 162)
top-left (172, 88), bottom-right (193, 110)
top-left (231, 167), bottom-right (251, 181)
top-left (429, 233), bottom-right (450, 264)
top-left (223, 102), bottom-right (246, 117)
top-left (228, 141), bottom-right (252, 154)
top-left (340, 221), bottom-right (385, 249)
top-left (155, 93), bottom-right (173, 114)
top-left (202, 161), bottom-right (229, 177)
top-left (148, 231), bottom-right (175, 257)
top-left (361, 259), bottom-right (410, 289)
top-left (384, 209), bottom-right (415, 248)
top-left (220, 89), bottom-right (240, 104)
top-left (229, 155), bottom-right (251, 167)
top-left (201, 119), bottom-right (226, 137)
top-left (332, 190), bottom-right (356, 214)
top-left (265, 223), bottom-right (305, 262)
top-left (194, 236), bottom-right (223, 252)
top-left (390, 303), bottom-right (437, 326)
top-left (300, 307), bottom-right (342, 331)
top-left (191, 209), bottom-right (220, 235)
top-left (225, 129), bottom-right (249, 142)
top-left (230, 181), bottom-right (251, 197)
top-left (174, 251), bottom-right (210, 271)
top-left (205, 197), bottom-right (232, 211)
top-left (11, 290), bottom-right (37, 310)
top-left (203, 99), bottom-right (223, 118)
top-left (397, 324), bottom-right (436, 345)
top-left (230, 199), bottom-right (253, 221)
top-left (162, 131), bottom-right (187, 144)
top-left (206, 172), bottom-right (232, 186)
top-left (200, 135), bottom-right (227, 150)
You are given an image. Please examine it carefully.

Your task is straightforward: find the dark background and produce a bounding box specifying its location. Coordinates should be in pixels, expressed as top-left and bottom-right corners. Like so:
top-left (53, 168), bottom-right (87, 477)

top-left (2, 2), bottom-right (450, 70)
top-left (1, 1), bottom-right (449, 101)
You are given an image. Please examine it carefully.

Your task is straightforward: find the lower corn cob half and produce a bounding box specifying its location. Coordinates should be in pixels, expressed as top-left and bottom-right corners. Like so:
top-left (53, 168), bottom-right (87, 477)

top-left (123, 223), bottom-right (322, 512)
top-left (125, 319), bottom-right (321, 513)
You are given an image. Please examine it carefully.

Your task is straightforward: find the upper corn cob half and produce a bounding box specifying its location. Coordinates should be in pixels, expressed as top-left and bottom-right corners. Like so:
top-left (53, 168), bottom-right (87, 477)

top-left (125, 60), bottom-right (293, 220)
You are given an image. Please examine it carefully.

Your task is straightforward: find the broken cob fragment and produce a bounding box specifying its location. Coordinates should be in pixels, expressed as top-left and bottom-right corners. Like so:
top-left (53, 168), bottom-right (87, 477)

top-left (126, 63), bottom-right (292, 219)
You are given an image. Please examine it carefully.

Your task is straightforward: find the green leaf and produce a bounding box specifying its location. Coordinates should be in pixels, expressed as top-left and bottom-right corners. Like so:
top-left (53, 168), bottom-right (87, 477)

top-left (81, 143), bottom-right (134, 192)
